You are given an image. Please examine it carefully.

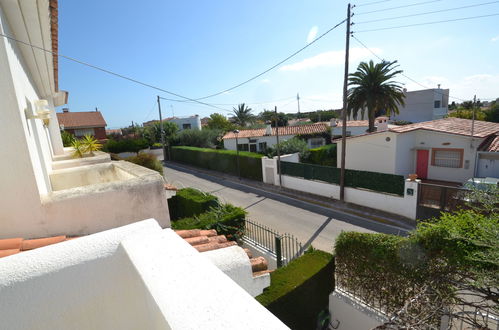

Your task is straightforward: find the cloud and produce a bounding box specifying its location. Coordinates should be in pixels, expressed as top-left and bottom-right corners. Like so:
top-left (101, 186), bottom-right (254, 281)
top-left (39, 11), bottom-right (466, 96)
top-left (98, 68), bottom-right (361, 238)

top-left (280, 47), bottom-right (383, 71)
top-left (307, 26), bottom-right (318, 44)
top-left (491, 35), bottom-right (499, 42)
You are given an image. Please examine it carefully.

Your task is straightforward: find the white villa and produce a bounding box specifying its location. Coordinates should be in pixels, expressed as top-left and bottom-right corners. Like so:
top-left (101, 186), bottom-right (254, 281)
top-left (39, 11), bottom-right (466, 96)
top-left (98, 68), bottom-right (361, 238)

top-left (0, 1), bottom-right (287, 328)
top-left (337, 117), bottom-right (499, 183)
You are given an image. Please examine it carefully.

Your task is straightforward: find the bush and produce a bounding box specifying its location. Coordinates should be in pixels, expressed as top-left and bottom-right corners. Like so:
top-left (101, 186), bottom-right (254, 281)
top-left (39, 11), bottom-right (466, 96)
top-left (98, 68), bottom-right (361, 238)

top-left (301, 144), bottom-right (337, 166)
top-left (266, 137), bottom-right (309, 159)
top-left (171, 146), bottom-right (263, 181)
top-left (171, 129), bottom-right (223, 148)
top-left (125, 153), bottom-right (163, 175)
top-left (61, 130), bottom-right (75, 147)
top-left (172, 204), bottom-right (246, 241)
top-left (256, 249), bottom-right (334, 330)
top-left (280, 161), bottom-right (404, 195)
top-left (103, 138), bottom-right (149, 154)
top-left (168, 188), bottom-right (219, 220)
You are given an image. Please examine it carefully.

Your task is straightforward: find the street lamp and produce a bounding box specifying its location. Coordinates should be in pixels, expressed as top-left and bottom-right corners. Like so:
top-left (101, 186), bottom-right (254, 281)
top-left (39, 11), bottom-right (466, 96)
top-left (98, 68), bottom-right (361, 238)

top-left (233, 129), bottom-right (241, 179)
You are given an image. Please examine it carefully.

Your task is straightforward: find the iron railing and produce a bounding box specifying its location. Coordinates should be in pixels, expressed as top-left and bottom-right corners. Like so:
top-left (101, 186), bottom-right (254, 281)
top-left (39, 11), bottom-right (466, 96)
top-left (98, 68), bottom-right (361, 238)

top-left (243, 219), bottom-right (303, 267)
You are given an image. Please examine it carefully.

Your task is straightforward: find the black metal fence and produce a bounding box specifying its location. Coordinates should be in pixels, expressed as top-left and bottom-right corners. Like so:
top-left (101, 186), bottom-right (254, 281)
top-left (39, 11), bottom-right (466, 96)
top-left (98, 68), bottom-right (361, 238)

top-left (243, 219), bottom-right (303, 267)
top-left (417, 183), bottom-right (470, 220)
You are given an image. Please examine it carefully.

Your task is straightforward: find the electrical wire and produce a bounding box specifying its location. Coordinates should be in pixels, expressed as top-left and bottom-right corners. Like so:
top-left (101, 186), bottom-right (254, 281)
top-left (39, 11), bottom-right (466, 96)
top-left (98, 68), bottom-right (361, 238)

top-left (190, 18), bottom-right (347, 101)
top-left (355, 0), bottom-right (442, 15)
top-left (351, 34), bottom-right (466, 102)
top-left (353, 13), bottom-right (499, 32)
top-left (158, 96), bottom-right (295, 106)
top-left (355, 1), bottom-right (499, 24)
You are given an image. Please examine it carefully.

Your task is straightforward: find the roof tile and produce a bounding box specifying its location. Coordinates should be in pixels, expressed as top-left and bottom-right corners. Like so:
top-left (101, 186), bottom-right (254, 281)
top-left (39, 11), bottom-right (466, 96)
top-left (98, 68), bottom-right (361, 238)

top-left (22, 235), bottom-right (66, 251)
top-left (0, 238), bottom-right (23, 250)
top-left (223, 123), bottom-right (329, 139)
top-left (57, 111), bottom-right (107, 129)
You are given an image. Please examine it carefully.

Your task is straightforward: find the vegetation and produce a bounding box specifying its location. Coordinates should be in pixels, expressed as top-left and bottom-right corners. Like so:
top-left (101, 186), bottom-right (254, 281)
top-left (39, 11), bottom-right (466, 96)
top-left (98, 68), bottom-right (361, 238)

top-left (256, 249), bottom-right (334, 330)
top-left (206, 113), bottom-right (235, 131)
top-left (171, 129), bottom-right (223, 149)
top-left (81, 135), bottom-right (102, 155)
top-left (171, 146), bottom-right (263, 181)
top-left (61, 130), bottom-right (75, 147)
top-left (301, 144), bottom-right (337, 167)
top-left (142, 121), bottom-right (178, 146)
top-left (125, 153), bottom-right (163, 175)
top-left (71, 139), bottom-right (85, 158)
top-left (258, 110), bottom-right (289, 127)
top-left (172, 203), bottom-right (246, 241)
top-left (449, 108), bottom-right (487, 121)
top-left (447, 99), bottom-right (499, 123)
top-left (347, 60), bottom-right (406, 132)
top-left (231, 103), bottom-right (255, 126)
top-left (103, 138), bottom-right (149, 154)
top-left (266, 137), bottom-right (310, 159)
top-left (308, 110), bottom-right (338, 123)
top-left (167, 188), bottom-right (219, 220)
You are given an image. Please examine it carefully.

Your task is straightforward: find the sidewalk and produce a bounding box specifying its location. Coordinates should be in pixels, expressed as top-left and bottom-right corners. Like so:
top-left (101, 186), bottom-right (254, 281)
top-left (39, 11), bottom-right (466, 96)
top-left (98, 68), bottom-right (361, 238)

top-left (164, 161), bottom-right (416, 232)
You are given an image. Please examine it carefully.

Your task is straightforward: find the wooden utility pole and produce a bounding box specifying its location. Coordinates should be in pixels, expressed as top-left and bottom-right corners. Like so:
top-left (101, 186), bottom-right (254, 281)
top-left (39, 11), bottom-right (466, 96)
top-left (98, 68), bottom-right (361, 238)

top-left (275, 106), bottom-right (282, 188)
top-left (297, 93), bottom-right (301, 117)
top-left (157, 96), bottom-right (167, 162)
top-left (340, 3), bottom-right (351, 202)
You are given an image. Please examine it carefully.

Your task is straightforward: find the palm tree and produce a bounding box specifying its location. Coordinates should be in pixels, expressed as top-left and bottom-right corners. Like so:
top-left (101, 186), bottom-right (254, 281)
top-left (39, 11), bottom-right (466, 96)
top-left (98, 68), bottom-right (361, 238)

top-left (347, 60), bottom-right (406, 132)
top-left (232, 103), bottom-right (254, 127)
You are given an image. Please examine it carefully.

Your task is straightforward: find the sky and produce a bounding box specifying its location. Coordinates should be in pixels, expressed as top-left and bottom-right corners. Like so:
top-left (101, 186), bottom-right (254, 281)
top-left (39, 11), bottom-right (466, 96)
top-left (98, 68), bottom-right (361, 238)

top-left (57, 0), bottom-right (499, 128)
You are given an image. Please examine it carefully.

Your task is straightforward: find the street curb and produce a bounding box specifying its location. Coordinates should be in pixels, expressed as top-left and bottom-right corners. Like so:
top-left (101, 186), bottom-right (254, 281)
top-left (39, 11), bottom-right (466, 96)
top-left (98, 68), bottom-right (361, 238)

top-left (164, 161), bottom-right (414, 233)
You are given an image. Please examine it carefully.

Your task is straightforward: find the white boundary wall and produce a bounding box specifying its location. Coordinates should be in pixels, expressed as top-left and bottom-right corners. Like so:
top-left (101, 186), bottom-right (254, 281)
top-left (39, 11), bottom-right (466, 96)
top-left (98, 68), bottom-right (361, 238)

top-left (262, 158), bottom-right (419, 220)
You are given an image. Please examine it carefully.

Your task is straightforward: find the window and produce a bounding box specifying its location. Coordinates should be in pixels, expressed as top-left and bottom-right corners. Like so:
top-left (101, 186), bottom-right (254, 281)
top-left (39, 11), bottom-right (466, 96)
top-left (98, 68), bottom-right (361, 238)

top-left (182, 123), bottom-right (191, 130)
top-left (74, 128), bottom-right (95, 137)
top-left (258, 142), bottom-right (267, 152)
top-left (237, 144), bottom-right (249, 151)
top-left (434, 100), bottom-right (441, 108)
top-left (309, 138), bottom-right (324, 148)
top-left (431, 148), bottom-right (463, 168)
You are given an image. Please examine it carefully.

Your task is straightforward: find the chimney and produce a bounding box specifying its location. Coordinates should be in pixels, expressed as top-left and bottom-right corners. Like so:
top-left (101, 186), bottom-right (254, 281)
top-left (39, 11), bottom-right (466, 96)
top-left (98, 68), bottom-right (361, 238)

top-left (437, 84), bottom-right (441, 89)
top-left (62, 108), bottom-right (69, 113)
top-left (264, 124), bottom-right (272, 136)
top-left (376, 117), bottom-right (389, 131)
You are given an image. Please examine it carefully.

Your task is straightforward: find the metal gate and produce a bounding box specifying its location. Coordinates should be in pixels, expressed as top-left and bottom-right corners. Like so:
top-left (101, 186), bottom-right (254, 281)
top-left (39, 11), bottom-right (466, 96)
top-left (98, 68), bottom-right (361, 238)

top-left (417, 183), bottom-right (470, 220)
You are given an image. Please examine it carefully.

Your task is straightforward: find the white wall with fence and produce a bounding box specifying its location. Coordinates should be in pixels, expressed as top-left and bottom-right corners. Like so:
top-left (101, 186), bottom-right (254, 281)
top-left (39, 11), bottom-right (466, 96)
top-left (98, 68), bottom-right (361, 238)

top-left (262, 156), bottom-right (419, 220)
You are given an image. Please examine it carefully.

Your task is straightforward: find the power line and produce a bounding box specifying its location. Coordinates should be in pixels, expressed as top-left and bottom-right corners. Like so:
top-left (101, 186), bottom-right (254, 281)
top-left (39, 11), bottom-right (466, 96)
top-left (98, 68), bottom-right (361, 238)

top-left (356, 0), bottom-right (394, 8)
top-left (355, 1), bottom-right (499, 24)
top-left (351, 34), bottom-right (466, 102)
top-left (354, 13), bottom-right (499, 33)
top-left (0, 32), bottom-right (233, 113)
top-left (190, 18), bottom-right (347, 101)
top-left (355, 0), bottom-right (442, 15)
top-left (158, 96), bottom-right (295, 106)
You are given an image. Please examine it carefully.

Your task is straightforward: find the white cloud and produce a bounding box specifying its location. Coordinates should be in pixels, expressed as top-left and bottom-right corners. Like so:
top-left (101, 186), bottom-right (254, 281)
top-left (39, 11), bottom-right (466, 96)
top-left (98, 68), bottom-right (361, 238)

top-left (280, 47), bottom-right (383, 71)
top-left (306, 26), bottom-right (318, 44)
top-left (491, 35), bottom-right (499, 42)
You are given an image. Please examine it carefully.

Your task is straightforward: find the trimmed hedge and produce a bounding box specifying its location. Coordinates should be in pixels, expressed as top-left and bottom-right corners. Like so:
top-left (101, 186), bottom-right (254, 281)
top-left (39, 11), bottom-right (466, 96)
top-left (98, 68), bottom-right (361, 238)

top-left (168, 188), bottom-right (219, 220)
top-left (171, 204), bottom-right (246, 241)
top-left (125, 153), bottom-right (163, 175)
top-left (103, 138), bottom-right (149, 154)
top-left (281, 161), bottom-right (404, 195)
top-left (256, 249), bottom-right (334, 330)
top-left (171, 146), bottom-right (263, 181)
top-left (301, 144), bottom-right (337, 167)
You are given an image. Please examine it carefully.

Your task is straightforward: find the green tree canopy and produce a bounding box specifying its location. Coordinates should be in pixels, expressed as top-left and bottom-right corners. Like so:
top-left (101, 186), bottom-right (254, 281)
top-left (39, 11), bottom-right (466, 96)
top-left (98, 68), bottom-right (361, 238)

top-left (258, 110), bottom-right (289, 127)
top-left (231, 103), bottom-right (254, 127)
top-left (206, 113), bottom-right (234, 131)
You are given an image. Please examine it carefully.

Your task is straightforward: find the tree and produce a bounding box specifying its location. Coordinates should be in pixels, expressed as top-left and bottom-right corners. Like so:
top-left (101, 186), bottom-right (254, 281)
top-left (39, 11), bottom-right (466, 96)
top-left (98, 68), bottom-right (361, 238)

top-left (142, 121), bottom-right (178, 145)
top-left (206, 113), bottom-right (234, 131)
top-left (485, 102), bottom-right (499, 122)
top-left (266, 137), bottom-right (309, 159)
top-left (347, 60), bottom-right (406, 132)
top-left (231, 103), bottom-right (254, 127)
top-left (258, 110), bottom-right (289, 127)
top-left (461, 101), bottom-right (473, 110)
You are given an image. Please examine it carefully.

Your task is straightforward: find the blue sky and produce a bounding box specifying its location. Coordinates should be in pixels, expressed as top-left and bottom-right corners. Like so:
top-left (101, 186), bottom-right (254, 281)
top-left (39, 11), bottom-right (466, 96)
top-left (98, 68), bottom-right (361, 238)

top-left (57, 0), bottom-right (499, 128)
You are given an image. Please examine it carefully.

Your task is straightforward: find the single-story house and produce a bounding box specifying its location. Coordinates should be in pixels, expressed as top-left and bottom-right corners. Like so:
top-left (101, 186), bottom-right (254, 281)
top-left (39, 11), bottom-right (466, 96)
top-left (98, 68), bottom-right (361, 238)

top-left (143, 115), bottom-right (201, 130)
top-left (57, 108), bottom-right (107, 140)
top-left (223, 123), bottom-right (330, 152)
top-left (336, 118), bottom-right (499, 183)
top-left (330, 117), bottom-right (390, 137)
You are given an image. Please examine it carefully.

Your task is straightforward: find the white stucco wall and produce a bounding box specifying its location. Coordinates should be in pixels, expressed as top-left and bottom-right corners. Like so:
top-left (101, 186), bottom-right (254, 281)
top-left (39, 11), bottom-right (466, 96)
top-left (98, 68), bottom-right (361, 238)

top-left (223, 134), bottom-right (295, 152)
top-left (392, 88), bottom-right (449, 123)
top-left (332, 125), bottom-right (368, 137)
top-left (329, 290), bottom-right (386, 330)
top-left (168, 115), bottom-right (202, 130)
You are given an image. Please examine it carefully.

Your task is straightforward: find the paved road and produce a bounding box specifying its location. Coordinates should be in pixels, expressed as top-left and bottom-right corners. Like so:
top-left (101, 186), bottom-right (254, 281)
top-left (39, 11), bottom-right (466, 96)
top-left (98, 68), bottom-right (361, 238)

top-left (164, 163), bottom-right (406, 252)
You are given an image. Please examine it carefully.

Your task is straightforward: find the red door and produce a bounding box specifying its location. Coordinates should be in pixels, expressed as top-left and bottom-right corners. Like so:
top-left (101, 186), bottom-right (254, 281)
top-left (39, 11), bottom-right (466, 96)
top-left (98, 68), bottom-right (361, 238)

top-left (416, 150), bottom-right (429, 179)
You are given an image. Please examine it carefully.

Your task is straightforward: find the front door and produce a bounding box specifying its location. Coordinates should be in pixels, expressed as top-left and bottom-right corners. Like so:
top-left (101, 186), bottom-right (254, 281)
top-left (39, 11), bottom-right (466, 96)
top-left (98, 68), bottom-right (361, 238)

top-left (416, 150), bottom-right (429, 179)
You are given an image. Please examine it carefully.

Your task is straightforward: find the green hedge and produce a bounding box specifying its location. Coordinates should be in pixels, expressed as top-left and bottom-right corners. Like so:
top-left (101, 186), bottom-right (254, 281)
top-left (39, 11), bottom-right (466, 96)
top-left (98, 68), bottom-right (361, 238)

top-left (125, 153), bottom-right (163, 175)
top-left (168, 188), bottom-right (219, 220)
top-left (171, 146), bottom-right (263, 181)
top-left (171, 204), bottom-right (246, 241)
top-left (103, 138), bottom-right (149, 154)
top-left (301, 144), bottom-right (337, 167)
top-left (256, 249), bottom-right (334, 330)
top-left (280, 161), bottom-right (404, 195)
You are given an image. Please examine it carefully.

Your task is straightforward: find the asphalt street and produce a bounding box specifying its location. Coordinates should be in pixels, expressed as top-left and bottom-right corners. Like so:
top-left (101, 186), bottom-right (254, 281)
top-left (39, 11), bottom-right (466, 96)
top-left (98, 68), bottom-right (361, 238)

top-left (164, 162), bottom-right (407, 252)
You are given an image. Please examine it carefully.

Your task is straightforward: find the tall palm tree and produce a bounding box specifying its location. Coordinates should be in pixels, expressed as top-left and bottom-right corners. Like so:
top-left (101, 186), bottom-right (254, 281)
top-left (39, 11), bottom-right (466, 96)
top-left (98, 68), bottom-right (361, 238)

top-left (347, 60), bottom-right (406, 132)
top-left (232, 103), bottom-right (254, 127)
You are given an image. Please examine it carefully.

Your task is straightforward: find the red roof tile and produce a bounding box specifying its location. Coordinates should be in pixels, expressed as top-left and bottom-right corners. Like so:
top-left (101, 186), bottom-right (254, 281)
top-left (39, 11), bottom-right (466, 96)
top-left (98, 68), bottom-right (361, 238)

top-left (389, 118), bottom-right (499, 138)
top-left (57, 111), bottom-right (107, 129)
top-left (223, 123), bottom-right (329, 139)
top-left (0, 235), bottom-right (75, 259)
top-left (478, 134), bottom-right (499, 152)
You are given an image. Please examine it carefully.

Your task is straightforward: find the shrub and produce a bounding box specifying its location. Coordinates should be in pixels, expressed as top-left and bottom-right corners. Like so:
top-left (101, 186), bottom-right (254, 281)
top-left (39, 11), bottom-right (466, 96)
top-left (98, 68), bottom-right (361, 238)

top-left (168, 188), bottom-right (219, 220)
top-left (172, 204), bottom-right (246, 241)
top-left (61, 130), bottom-right (74, 147)
top-left (171, 129), bottom-right (223, 148)
top-left (266, 137), bottom-right (309, 159)
top-left (103, 138), bottom-right (149, 154)
top-left (256, 249), bottom-right (334, 330)
top-left (171, 146), bottom-right (263, 181)
top-left (301, 144), bottom-right (337, 167)
top-left (125, 153), bottom-right (163, 175)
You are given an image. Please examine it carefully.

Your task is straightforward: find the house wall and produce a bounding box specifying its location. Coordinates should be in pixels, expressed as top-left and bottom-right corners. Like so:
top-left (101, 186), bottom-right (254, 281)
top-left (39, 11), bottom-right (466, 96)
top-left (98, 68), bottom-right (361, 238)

top-left (65, 126), bottom-right (106, 140)
top-left (392, 88), bottom-right (449, 123)
top-left (168, 115), bottom-right (201, 130)
top-left (223, 134), bottom-right (295, 152)
top-left (329, 290), bottom-right (386, 330)
top-left (477, 152), bottom-right (499, 178)
top-left (331, 126), bottom-right (368, 137)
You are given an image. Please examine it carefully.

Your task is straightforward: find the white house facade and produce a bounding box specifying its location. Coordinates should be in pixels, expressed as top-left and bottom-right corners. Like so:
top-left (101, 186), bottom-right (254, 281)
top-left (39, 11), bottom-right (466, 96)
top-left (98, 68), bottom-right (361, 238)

top-left (391, 88), bottom-right (449, 123)
top-left (168, 114), bottom-right (202, 130)
top-left (336, 118), bottom-right (499, 183)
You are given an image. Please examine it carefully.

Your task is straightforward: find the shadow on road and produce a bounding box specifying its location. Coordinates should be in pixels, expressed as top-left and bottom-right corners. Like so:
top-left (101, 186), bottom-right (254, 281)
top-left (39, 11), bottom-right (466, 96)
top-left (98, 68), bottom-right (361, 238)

top-left (164, 163), bottom-right (407, 236)
top-left (244, 197), bottom-right (267, 210)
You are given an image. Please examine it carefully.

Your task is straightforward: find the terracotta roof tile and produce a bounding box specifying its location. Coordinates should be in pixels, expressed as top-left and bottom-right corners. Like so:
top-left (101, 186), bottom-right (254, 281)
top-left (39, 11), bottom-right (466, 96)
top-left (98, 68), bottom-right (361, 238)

top-left (0, 249), bottom-right (20, 258)
top-left (175, 229), bottom-right (217, 239)
top-left (478, 134), bottom-right (499, 152)
top-left (0, 235), bottom-right (76, 259)
top-left (333, 120), bottom-right (369, 127)
top-left (57, 111), bottom-right (107, 129)
top-left (223, 123), bottom-right (329, 139)
top-left (0, 238), bottom-right (23, 250)
top-left (389, 118), bottom-right (499, 138)
top-left (250, 256), bottom-right (268, 272)
top-left (22, 236), bottom-right (66, 251)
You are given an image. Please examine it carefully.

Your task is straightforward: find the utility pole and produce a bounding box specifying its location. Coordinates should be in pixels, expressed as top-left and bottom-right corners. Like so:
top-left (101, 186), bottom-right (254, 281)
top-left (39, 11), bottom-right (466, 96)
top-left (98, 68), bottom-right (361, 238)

top-left (340, 3), bottom-right (351, 202)
top-left (171, 105), bottom-right (174, 118)
top-left (157, 96), bottom-right (167, 162)
top-left (297, 93), bottom-right (301, 117)
top-left (275, 106), bottom-right (282, 188)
